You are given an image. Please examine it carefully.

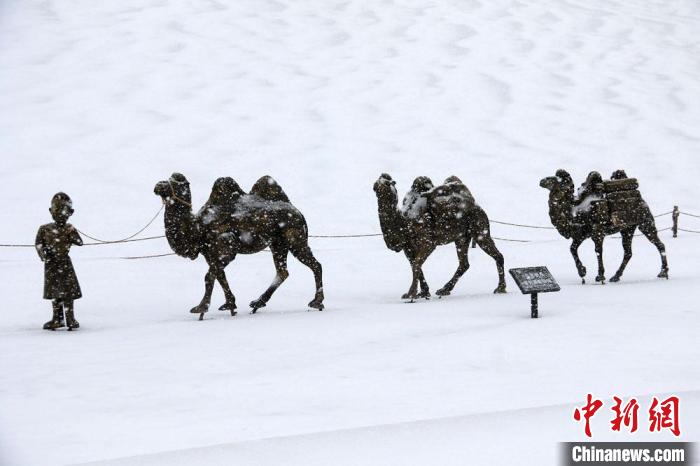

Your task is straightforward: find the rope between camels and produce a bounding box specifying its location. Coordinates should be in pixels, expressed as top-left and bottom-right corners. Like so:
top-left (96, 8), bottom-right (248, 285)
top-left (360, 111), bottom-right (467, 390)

top-left (491, 236), bottom-right (533, 243)
top-left (681, 211), bottom-right (700, 219)
top-left (654, 211), bottom-right (673, 218)
top-left (81, 235), bottom-right (166, 246)
top-left (615, 226), bottom-right (673, 238)
top-left (0, 209), bottom-right (684, 248)
top-left (489, 220), bottom-right (555, 229)
top-left (120, 252), bottom-right (177, 260)
top-left (76, 204), bottom-right (164, 243)
top-left (0, 235), bottom-right (167, 248)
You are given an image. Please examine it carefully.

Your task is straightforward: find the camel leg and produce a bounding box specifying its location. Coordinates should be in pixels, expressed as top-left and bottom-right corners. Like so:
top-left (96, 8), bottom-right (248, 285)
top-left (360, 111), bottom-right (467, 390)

top-left (593, 235), bottom-right (606, 283)
top-left (570, 237), bottom-right (587, 283)
top-left (191, 267), bottom-right (216, 320)
top-left (215, 263), bottom-right (237, 316)
top-left (402, 249), bottom-right (419, 300)
top-left (404, 249), bottom-right (432, 301)
top-left (250, 244), bottom-right (289, 313)
top-left (610, 229), bottom-right (634, 282)
top-left (417, 269), bottom-right (430, 299)
top-left (476, 235), bottom-right (506, 294)
top-left (638, 220), bottom-right (669, 279)
top-left (437, 238), bottom-right (471, 296)
top-left (290, 244), bottom-right (325, 310)
top-left (468, 208), bottom-right (505, 293)
top-left (402, 248), bottom-right (430, 301)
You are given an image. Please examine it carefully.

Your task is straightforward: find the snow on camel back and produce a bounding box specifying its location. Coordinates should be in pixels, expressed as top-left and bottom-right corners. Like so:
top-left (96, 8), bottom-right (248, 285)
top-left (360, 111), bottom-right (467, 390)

top-left (401, 176), bottom-right (434, 220)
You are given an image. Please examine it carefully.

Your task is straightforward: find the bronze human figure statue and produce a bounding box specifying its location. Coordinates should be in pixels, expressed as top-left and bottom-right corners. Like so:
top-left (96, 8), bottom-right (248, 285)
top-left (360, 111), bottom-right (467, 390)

top-left (373, 174), bottom-right (506, 300)
top-left (154, 173), bottom-right (324, 320)
top-left (539, 169), bottom-right (668, 284)
top-left (35, 192), bottom-right (83, 330)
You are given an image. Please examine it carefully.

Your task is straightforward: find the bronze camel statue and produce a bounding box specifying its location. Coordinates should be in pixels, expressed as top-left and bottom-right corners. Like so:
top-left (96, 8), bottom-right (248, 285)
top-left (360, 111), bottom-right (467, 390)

top-left (373, 173), bottom-right (506, 300)
top-left (539, 169), bottom-right (668, 284)
top-left (154, 173), bottom-right (324, 320)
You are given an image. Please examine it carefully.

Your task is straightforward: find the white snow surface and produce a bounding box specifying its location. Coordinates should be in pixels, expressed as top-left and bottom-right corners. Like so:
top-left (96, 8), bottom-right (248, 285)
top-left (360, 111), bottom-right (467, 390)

top-left (1, 0), bottom-right (699, 465)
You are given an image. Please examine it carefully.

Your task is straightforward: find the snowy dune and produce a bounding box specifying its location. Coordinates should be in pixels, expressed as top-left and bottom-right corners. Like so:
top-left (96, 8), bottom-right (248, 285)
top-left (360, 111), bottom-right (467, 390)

top-left (0, 0), bottom-right (699, 464)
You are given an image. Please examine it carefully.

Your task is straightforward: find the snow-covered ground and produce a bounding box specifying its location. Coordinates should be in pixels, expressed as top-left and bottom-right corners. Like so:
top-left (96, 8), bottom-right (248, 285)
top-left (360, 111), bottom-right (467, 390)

top-left (0, 0), bottom-right (699, 464)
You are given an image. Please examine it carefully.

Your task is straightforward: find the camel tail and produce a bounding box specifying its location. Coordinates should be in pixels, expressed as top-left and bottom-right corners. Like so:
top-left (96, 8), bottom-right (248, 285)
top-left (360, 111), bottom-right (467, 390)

top-left (466, 205), bottom-right (490, 240)
top-left (297, 212), bottom-right (309, 240)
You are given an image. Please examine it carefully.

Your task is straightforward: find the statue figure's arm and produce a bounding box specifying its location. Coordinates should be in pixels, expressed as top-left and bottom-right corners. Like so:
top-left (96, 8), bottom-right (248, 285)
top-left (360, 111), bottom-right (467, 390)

top-left (35, 227), bottom-right (46, 261)
top-left (69, 225), bottom-right (83, 246)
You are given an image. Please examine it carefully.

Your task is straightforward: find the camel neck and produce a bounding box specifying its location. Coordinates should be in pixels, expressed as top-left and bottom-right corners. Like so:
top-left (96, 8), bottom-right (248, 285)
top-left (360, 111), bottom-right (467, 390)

top-left (376, 196), bottom-right (406, 252)
top-left (547, 191), bottom-right (575, 238)
top-left (163, 203), bottom-right (201, 259)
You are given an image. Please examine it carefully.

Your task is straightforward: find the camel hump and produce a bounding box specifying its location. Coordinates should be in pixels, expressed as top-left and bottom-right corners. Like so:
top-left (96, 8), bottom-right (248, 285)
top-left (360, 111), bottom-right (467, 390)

top-left (250, 176), bottom-right (290, 203)
top-left (207, 177), bottom-right (246, 205)
top-left (428, 176), bottom-right (476, 207)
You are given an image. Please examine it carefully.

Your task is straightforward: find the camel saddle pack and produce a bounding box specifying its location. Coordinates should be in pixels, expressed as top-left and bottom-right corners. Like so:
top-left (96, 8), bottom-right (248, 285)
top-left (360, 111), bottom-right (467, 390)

top-left (426, 177), bottom-right (476, 225)
top-left (592, 178), bottom-right (643, 228)
top-left (401, 177), bottom-right (477, 239)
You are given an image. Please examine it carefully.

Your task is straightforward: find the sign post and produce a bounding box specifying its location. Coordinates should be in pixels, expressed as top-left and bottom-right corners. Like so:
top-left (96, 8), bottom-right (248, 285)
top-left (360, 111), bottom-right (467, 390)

top-left (509, 266), bottom-right (560, 318)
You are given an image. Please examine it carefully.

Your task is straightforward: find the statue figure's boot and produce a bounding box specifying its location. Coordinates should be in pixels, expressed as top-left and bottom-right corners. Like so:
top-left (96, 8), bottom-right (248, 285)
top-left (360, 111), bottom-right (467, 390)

top-left (65, 308), bottom-right (80, 331)
top-left (43, 302), bottom-right (65, 330)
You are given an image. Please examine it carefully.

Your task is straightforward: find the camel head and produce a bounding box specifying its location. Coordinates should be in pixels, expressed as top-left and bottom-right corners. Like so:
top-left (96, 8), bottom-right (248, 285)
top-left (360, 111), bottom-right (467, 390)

top-left (540, 169), bottom-right (576, 238)
top-left (373, 174), bottom-right (406, 252)
top-left (154, 173), bottom-right (193, 208)
top-left (373, 173), bottom-right (399, 207)
top-left (154, 173), bottom-right (200, 260)
top-left (539, 169), bottom-right (574, 195)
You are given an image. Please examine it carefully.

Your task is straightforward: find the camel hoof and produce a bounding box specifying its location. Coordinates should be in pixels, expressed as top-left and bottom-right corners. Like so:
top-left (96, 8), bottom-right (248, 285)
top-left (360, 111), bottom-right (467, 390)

top-left (595, 275), bottom-right (605, 284)
top-left (249, 300), bottom-right (266, 314)
top-left (402, 293), bottom-right (418, 300)
top-left (308, 300), bottom-right (324, 311)
top-left (198, 313), bottom-right (204, 321)
top-left (658, 270), bottom-right (669, 279)
top-left (436, 288), bottom-right (451, 297)
top-left (190, 305), bottom-right (208, 315)
top-left (218, 302), bottom-right (237, 312)
top-left (581, 278), bottom-right (586, 284)
top-left (610, 275), bottom-right (621, 283)
top-left (417, 291), bottom-right (431, 300)
top-left (493, 285), bottom-right (507, 294)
